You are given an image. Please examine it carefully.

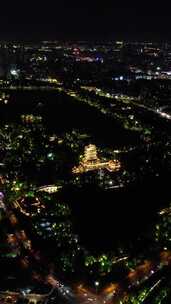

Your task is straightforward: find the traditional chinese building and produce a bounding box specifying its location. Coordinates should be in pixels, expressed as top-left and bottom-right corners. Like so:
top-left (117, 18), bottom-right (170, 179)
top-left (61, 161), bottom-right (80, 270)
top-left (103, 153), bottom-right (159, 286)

top-left (72, 144), bottom-right (121, 174)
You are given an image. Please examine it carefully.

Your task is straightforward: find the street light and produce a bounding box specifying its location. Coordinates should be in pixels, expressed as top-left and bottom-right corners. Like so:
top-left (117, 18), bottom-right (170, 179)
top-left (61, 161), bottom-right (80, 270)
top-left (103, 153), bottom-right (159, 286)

top-left (94, 281), bottom-right (99, 293)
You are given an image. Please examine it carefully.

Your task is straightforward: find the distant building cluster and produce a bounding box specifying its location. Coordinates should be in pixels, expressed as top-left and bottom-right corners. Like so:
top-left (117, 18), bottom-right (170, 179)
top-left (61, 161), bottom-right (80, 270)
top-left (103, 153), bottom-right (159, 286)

top-left (1, 40), bottom-right (171, 86)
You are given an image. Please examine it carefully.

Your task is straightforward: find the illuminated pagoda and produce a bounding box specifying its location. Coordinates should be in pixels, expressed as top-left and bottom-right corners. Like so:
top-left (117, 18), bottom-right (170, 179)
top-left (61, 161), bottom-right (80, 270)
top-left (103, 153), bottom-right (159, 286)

top-left (72, 144), bottom-right (121, 174)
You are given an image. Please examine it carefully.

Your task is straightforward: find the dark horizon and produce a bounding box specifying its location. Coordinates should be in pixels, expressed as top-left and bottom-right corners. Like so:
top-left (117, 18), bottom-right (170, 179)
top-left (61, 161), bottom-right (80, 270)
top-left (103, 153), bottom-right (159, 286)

top-left (0, 37), bottom-right (171, 45)
top-left (1, 1), bottom-right (171, 42)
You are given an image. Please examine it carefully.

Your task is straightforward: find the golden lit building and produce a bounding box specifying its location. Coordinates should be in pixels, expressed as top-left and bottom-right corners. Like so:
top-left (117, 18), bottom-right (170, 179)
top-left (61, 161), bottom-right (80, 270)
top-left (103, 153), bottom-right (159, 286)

top-left (72, 144), bottom-right (121, 174)
top-left (0, 292), bottom-right (48, 304)
top-left (37, 185), bottom-right (62, 194)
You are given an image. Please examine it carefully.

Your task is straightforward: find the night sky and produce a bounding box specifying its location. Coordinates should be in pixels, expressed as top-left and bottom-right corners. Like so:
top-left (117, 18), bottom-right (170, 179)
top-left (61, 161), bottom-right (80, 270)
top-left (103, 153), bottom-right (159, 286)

top-left (1, 1), bottom-right (171, 41)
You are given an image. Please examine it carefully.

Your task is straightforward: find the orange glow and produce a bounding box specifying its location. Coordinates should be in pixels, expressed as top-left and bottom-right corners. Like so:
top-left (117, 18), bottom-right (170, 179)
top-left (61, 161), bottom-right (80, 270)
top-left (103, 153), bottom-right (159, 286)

top-left (102, 283), bottom-right (119, 294)
top-left (20, 257), bottom-right (30, 268)
top-left (127, 270), bottom-right (137, 281)
top-left (46, 275), bottom-right (60, 287)
top-left (9, 214), bottom-right (18, 225)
